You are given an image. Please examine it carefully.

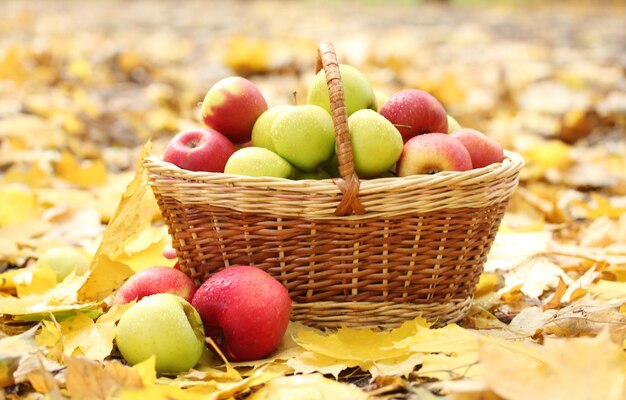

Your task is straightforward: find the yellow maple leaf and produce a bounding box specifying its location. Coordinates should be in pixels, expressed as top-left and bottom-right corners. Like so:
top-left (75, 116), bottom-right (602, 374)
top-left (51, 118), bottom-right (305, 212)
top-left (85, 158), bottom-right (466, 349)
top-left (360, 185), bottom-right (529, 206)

top-left (481, 331), bottom-right (626, 400)
top-left (0, 186), bottom-right (39, 227)
top-left (114, 225), bottom-right (176, 272)
top-left (13, 264), bottom-right (58, 297)
top-left (0, 163), bottom-right (51, 188)
top-left (248, 373), bottom-right (369, 400)
top-left (223, 35), bottom-right (270, 74)
top-left (55, 151), bottom-right (107, 188)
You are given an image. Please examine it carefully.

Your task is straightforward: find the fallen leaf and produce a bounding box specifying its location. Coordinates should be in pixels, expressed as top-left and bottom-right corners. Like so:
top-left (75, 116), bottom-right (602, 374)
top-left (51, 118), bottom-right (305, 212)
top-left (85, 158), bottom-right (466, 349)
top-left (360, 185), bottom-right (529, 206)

top-left (55, 151), bottom-right (107, 188)
top-left (480, 330), bottom-right (626, 400)
top-left (65, 356), bottom-right (144, 400)
top-left (248, 373), bottom-right (369, 400)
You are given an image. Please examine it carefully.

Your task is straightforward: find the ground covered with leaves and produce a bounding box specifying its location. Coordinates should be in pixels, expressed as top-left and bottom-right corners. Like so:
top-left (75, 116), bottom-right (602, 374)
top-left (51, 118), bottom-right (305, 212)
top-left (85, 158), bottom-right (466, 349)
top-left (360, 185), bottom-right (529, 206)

top-left (1, 0), bottom-right (626, 399)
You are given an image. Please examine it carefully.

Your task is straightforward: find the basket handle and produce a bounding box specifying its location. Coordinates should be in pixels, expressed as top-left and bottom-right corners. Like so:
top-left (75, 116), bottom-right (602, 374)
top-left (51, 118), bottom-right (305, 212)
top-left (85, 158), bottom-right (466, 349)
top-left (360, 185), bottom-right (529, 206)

top-left (316, 41), bottom-right (366, 216)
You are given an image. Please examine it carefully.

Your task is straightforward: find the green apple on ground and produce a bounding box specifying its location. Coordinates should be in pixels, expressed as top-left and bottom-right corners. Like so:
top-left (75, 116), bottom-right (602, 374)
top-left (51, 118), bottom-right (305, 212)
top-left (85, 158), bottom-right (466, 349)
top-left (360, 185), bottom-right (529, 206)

top-left (191, 266), bottom-right (292, 362)
top-left (348, 109), bottom-right (403, 178)
top-left (35, 247), bottom-right (90, 282)
top-left (373, 89), bottom-right (388, 112)
top-left (251, 105), bottom-right (293, 152)
top-left (396, 133), bottom-right (473, 176)
top-left (201, 76), bottom-right (268, 144)
top-left (451, 128), bottom-right (505, 168)
top-left (224, 147), bottom-right (294, 178)
top-left (162, 129), bottom-right (236, 172)
top-left (307, 64), bottom-right (375, 116)
top-left (272, 105), bottom-right (336, 171)
top-left (380, 89), bottom-right (448, 142)
top-left (115, 293), bottom-right (205, 373)
top-left (113, 266), bottom-right (197, 305)
top-left (447, 115), bottom-right (462, 133)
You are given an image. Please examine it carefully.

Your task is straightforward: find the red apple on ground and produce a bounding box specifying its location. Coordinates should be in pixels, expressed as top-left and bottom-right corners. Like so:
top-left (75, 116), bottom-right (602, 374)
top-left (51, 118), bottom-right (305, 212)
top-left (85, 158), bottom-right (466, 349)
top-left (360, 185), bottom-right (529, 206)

top-left (201, 76), bottom-right (268, 144)
top-left (396, 133), bottom-right (473, 176)
top-left (191, 265), bottom-right (292, 362)
top-left (451, 128), bottom-right (505, 169)
top-left (113, 266), bottom-right (197, 305)
top-left (162, 129), bottom-right (236, 172)
top-left (380, 89), bottom-right (448, 142)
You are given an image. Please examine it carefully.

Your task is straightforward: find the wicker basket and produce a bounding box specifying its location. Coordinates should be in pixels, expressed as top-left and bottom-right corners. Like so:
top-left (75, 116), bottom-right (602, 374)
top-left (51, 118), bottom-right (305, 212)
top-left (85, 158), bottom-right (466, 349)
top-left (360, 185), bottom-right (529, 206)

top-left (145, 41), bottom-right (524, 330)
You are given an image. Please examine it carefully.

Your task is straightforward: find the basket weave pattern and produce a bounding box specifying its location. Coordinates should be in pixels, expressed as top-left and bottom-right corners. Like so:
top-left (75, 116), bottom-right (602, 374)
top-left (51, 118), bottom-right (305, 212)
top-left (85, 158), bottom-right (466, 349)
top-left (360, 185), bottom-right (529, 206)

top-left (145, 42), bottom-right (523, 329)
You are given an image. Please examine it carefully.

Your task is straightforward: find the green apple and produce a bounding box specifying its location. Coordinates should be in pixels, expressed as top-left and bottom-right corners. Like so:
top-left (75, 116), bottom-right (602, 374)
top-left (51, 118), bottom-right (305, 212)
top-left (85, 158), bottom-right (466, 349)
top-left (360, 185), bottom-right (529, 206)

top-left (251, 105), bottom-right (293, 152)
top-left (307, 64), bottom-right (375, 116)
top-left (35, 247), bottom-right (90, 282)
top-left (272, 105), bottom-right (336, 172)
top-left (293, 168), bottom-right (331, 180)
top-left (447, 115), bottom-right (462, 133)
top-left (348, 109), bottom-right (404, 178)
top-left (224, 147), bottom-right (294, 178)
top-left (373, 89), bottom-right (388, 112)
top-left (321, 153), bottom-right (340, 178)
top-left (115, 293), bottom-right (205, 373)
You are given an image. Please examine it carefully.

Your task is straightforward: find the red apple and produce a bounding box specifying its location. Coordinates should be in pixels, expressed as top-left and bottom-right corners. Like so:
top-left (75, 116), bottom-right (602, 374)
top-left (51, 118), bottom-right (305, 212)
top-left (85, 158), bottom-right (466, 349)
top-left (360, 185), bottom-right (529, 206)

top-left (191, 266), bottom-right (291, 362)
top-left (451, 128), bottom-right (505, 169)
top-left (162, 129), bottom-right (236, 172)
top-left (201, 77), bottom-right (268, 144)
top-left (113, 266), bottom-right (197, 305)
top-left (380, 89), bottom-right (448, 142)
top-left (396, 133), bottom-right (473, 176)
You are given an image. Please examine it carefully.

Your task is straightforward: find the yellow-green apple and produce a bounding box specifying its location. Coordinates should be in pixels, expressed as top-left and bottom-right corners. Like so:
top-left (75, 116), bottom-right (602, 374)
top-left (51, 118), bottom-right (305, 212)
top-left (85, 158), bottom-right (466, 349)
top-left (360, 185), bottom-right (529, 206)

top-left (113, 266), bottom-right (197, 305)
top-left (201, 76), bottom-right (268, 144)
top-left (115, 293), bottom-right (205, 373)
top-left (380, 89), bottom-right (448, 142)
top-left (447, 115), bottom-right (462, 133)
top-left (271, 105), bottom-right (335, 171)
top-left (224, 147), bottom-right (294, 178)
top-left (397, 133), bottom-right (473, 176)
top-left (294, 168), bottom-right (331, 180)
top-left (35, 247), bottom-right (90, 282)
top-left (451, 128), bottom-right (505, 168)
top-left (307, 64), bottom-right (375, 116)
top-left (251, 105), bottom-right (293, 152)
top-left (191, 266), bottom-right (291, 362)
top-left (373, 89), bottom-right (388, 112)
top-left (321, 153), bottom-right (340, 178)
top-left (348, 109), bottom-right (403, 178)
top-left (162, 129), bottom-right (236, 172)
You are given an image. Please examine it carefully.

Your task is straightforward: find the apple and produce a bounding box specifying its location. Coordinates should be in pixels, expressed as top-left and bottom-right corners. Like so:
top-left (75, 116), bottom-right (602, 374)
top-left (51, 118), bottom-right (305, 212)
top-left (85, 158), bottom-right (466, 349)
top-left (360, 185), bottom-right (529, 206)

top-left (272, 105), bottom-right (336, 171)
top-left (224, 147), bottom-right (294, 178)
top-left (451, 128), bottom-right (505, 168)
top-left (307, 64), bottom-right (376, 116)
top-left (321, 153), bottom-right (340, 178)
top-left (115, 293), bottom-right (205, 373)
top-left (35, 247), bottom-right (90, 282)
top-left (191, 266), bottom-right (291, 362)
top-left (348, 109), bottom-right (404, 178)
top-left (251, 105), bottom-right (293, 152)
top-left (380, 89), bottom-right (448, 142)
top-left (113, 266), bottom-right (197, 305)
top-left (373, 89), bottom-right (389, 112)
top-left (447, 115), bottom-right (462, 133)
top-left (294, 168), bottom-right (331, 180)
top-left (201, 76), bottom-right (268, 144)
top-left (162, 129), bottom-right (236, 172)
top-left (396, 133), bottom-right (473, 176)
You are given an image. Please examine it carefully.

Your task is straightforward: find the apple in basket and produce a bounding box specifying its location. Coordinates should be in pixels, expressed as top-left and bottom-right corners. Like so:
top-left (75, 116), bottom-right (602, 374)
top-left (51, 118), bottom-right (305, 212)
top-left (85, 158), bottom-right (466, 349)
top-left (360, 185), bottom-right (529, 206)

top-left (162, 128), bottom-right (236, 172)
top-left (201, 76), bottom-right (268, 144)
top-left (113, 266), bottom-right (197, 305)
top-left (307, 64), bottom-right (376, 116)
top-left (380, 89), bottom-right (448, 143)
top-left (396, 132), bottom-right (473, 176)
top-left (451, 128), bottom-right (505, 168)
top-left (192, 266), bottom-right (292, 362)
top-left (115, 293), bottom-right (205, 373)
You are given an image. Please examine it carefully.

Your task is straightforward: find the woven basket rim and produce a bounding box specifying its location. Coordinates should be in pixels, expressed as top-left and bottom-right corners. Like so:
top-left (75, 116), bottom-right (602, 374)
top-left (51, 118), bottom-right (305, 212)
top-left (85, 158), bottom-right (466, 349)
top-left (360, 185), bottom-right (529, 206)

top-left (144, 150), bottom-right (524, 190)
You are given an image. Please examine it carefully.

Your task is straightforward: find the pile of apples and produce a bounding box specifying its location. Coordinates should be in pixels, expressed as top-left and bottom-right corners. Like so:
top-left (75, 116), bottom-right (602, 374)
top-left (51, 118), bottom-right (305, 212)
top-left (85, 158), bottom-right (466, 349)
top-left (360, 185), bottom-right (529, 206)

top-left (162, 64), bottom-right (505, 179)
top-left (113, 264), bottom-right (292, 373)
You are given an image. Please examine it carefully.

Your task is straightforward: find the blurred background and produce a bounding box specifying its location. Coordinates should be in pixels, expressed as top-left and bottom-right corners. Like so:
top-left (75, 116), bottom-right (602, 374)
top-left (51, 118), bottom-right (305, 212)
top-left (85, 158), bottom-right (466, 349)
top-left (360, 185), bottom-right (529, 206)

top-left (1, 0), bottom-right (625, 222)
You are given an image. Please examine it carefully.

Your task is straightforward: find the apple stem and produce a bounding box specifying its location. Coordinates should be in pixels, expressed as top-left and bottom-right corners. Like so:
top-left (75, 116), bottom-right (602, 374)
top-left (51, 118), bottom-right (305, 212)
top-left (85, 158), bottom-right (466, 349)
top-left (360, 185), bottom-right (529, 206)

top-left (292, 91), bottom-right (298, 106)
top-left (393, 123), bottom-right (413, 129)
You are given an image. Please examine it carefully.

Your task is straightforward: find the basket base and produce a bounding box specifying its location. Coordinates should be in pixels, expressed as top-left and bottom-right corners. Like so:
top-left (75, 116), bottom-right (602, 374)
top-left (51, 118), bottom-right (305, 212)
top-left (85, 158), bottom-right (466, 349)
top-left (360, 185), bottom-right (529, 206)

top-left (291, 297), bottom-right (472, 330)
